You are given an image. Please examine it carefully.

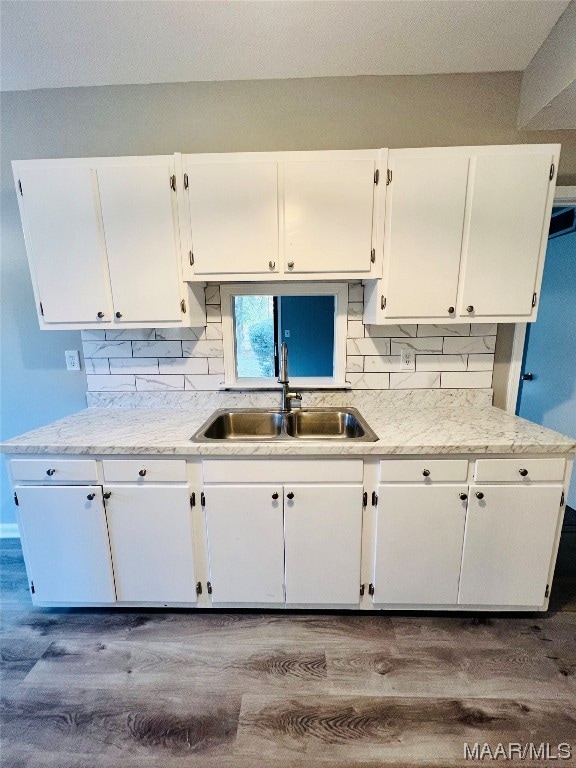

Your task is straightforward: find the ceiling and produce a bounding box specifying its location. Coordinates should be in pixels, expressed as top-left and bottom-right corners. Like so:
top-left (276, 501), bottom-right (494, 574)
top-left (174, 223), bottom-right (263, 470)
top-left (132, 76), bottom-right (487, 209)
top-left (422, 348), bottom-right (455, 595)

top-left (0, 0), bottom-right (571, 92)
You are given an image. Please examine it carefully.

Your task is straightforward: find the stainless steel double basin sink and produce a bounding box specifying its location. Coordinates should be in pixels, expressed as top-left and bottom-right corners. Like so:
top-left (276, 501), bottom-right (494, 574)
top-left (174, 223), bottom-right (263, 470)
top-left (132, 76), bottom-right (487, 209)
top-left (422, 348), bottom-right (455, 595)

top-left (192, 407), bottom-right (378, 442)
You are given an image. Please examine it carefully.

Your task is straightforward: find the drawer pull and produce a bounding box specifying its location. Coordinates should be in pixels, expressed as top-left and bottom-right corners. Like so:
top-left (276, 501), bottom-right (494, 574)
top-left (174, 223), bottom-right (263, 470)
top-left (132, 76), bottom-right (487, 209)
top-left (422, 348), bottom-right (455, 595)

top-left (519, 468), bottom-right (528, 477)
top-left (86, 493), bottom-right (96, 501)
top-left (46, 468), bottom-right (56, 476)
top-left (475, 491), bottom-right (484, 500)
top-left (459, 492), bottom-right (468, 501)
top-left (422, 469), bottom-right (430, 477)
top-left (138, 469), bottom-right (147, 477)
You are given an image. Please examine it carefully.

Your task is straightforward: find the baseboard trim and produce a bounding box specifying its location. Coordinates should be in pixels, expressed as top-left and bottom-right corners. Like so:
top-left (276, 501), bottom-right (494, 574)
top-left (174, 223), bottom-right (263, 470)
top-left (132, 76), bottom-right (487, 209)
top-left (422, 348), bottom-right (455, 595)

top-left (0, 523), bottom-right (20, 538)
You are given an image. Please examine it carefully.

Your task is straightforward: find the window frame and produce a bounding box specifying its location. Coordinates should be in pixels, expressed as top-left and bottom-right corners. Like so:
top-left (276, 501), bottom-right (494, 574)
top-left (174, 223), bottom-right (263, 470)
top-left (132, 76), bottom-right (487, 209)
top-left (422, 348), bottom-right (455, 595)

top-left (220, 282), bottom-right (349, 389)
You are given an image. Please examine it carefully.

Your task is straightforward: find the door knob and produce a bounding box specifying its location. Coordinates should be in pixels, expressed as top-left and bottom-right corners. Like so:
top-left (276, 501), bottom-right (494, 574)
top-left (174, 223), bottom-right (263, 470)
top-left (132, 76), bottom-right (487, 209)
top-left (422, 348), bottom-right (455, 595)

top-left (86, 493), bottom-right (96, 501)
top-left (269, 261), bottom-right (275, 270)
top-left (521, 373), bottom-right (534, 381)
top-left (519, 468), bottom-right (528, 477)
top-left (46, 468), bottom-right (56, 476)
top-left (271, 492), bottom-right (279, 500)
top-left (103, 491), bottom-right (112, 500)
top-left (422, 469), bottom-right (430, 477)
top-left (466, 305), bottom-right (474, 313)
top-left (287, 261), bottom-right (295, 269)
top-left (448, 307), bottom-right (455, 314)
top-left (287, 492), bottom-right (295, 500)
top-left (115, 312), bottom-right (122, 319)
top-left (138, 469), bottom-right (147, 477)
top-left (459, 492), bottom-right (468, 500)
top-left (97, 312), bottom-right (105, 319)
top-left (475, 491), bottom-right (484, 500)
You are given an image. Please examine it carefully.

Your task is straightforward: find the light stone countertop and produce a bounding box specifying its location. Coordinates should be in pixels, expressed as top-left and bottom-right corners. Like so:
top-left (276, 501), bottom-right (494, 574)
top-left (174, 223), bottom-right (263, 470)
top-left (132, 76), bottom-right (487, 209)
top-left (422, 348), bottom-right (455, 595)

top-left (2, 404), bottom-right (575, 456)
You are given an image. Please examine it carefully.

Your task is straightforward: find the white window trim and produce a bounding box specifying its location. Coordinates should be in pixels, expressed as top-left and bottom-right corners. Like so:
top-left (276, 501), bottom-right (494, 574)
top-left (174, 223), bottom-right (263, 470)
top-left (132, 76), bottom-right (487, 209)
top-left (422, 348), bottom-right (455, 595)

top-left (220, 282), bottom-right (349, 389)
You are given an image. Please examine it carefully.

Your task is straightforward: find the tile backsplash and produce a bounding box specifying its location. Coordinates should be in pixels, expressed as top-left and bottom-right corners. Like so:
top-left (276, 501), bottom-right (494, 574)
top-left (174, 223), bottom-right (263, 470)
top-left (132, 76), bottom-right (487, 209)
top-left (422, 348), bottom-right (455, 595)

top-left (81, 283), bottom-right (495, 393)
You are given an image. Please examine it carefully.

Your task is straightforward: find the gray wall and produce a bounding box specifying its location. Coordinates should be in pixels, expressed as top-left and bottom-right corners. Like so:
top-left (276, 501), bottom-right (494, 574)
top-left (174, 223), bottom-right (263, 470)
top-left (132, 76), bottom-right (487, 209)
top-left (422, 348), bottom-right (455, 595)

top-left (2, 73), bottom-right (576, 525)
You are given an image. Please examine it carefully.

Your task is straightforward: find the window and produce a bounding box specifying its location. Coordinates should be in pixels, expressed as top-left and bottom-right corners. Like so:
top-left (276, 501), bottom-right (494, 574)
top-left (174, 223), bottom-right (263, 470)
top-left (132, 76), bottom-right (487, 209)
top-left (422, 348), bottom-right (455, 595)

top-left (221, 283), bottom-right (349, 388)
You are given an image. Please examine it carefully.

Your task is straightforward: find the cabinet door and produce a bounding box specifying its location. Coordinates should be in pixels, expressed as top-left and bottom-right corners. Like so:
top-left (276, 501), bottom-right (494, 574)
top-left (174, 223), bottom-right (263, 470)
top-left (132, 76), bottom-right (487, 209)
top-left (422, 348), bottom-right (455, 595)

top-left (373, 484), bottom-right (467, 605)
top-left (16, 166), bottom-right (112, 324)
top-left (97, 162), bottom-right (184, 323)
top-left (185, 161), bottom-right (279, 275)
top-left (284, 484), bottom-right (363, 605)
top-left (283, 159), bottom-right (376, 274)
top-left (16, 485), bottom-right (116, 604)
top-left (459, 484), bottom-right (562, 606)
top-left (204, 485), bottom-right (285, 604)
top-left (459, 152), bottom-right (553, 318)
top-left (105, 485), bottom-right (196, 603)
top-left (382, 153), bottom-right (469, 318)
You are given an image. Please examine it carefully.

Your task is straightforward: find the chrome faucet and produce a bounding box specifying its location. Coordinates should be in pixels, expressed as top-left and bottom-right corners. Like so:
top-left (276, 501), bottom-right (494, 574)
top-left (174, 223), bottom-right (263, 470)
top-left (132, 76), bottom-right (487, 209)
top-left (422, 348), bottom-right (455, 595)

top-left (278, 342), bottom-right (302, 413)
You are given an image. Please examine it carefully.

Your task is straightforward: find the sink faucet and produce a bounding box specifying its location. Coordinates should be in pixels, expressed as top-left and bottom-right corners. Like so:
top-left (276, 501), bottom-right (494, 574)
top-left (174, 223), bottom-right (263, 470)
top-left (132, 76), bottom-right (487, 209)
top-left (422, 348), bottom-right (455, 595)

top-left (278, 342), bottom-right (302, 413)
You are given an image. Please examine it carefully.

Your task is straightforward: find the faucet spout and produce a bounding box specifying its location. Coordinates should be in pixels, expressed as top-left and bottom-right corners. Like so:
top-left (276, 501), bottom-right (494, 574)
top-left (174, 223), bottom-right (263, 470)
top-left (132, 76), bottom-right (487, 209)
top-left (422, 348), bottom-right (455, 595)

top-left (278, 342), bottom-right (302, 413)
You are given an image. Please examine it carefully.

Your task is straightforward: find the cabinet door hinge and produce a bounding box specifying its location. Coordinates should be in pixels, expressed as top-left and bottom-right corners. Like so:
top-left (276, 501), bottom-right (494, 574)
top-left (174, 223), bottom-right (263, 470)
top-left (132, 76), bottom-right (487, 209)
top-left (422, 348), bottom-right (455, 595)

top-left (13, 491), bottom-right (19, 506)
top-left (371, 491), bottom-right (378, 506)
top-left (207, 581), bottom-right (212, 595)
top-left (200, 491), bottom-right (206, 507)
top-left (386, 169), bottom-right (392, 185)
top-left (190, 492), bottom-right (196, 508)
top-left (184, 173), bottom-right (189, 190)
top-left (560, 491), bottom-right (565, 507)
top-left (360, 583), bottom-right (365, 596)
top-left (189, 251), bottom-right (194, 266)
top-left (549, 163), bottom-right (555, 181)
top-left (362, 491), bottom-right (368, 507)
top-left (381, 296), bottom-right (386, 311)
top-left (180, 299), bottom-right (187, 314)
top-left (39, 302), bottom-right (44, 316)
top-left (374, 169), bottom-right (380, 185)
top-left (18, 179), bottom-right (23, 196)
top-left (532, 292), bottom-right (537, 308)
top-left (195, 581), bottom-right (202, 595)
top-left (370, 248), bottom-right (376, 263)
top-left (368, 583), bottom-right (375, 596)
top-left (30, 581), bottom-right (35, 594)
top-left (170, 174), bottom-right (176, 191)
top-left (545, 584), bottom-right (550, 598)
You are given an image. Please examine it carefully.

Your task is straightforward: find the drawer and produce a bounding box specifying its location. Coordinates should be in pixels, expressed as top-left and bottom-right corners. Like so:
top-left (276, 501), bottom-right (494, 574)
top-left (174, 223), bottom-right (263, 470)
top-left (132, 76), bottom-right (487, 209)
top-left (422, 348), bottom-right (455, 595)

top-left (474, 458), bottom-right (566, 483)
top-left (10, 459), bottom-right (98, 483)
top-left (203, 459), bottom-right (363, 484)
top-left (380, 459), bottom-right (469, 483)
top-left (102, 459), bottom-right (187, 483)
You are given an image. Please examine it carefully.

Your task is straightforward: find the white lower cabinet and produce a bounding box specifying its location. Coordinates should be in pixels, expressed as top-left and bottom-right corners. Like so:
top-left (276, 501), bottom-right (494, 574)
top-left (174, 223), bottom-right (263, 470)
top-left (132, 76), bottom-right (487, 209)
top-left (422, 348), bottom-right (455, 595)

top-left (203, 484), bottom-right (285, 604)
top-left (373, 484), bottom-right (468, 605)
top-left (203, 481), bottom-right (364, 606)
top-left (15, 485), bottom-right (116, 604)
top-left (458, 484), bottom-right (563, 606)
top-left (105, 484), bottom-right (197, 603)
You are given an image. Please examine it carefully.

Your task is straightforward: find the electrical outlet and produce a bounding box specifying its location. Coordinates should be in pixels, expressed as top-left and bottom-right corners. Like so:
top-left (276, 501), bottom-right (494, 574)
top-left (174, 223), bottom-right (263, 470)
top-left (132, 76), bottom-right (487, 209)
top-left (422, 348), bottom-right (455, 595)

top-left (65, 350), bottom-right (81, 371)
top-left (400, 347), bottom-right (413, 370)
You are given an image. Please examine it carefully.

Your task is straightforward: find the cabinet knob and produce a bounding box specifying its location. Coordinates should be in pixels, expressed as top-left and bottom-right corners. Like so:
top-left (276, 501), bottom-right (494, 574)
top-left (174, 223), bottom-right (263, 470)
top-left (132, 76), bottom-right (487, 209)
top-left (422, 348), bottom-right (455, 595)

top-left (46, 468), bottom-right (56, 476)
top-left (287, 492), bottom-right (295, 500)
top-left (521, 373), bottom-right (534, 381)
top-left (459, 492), bottom-right (468, 501)
top-left (269, 261), bottom-right (275, 270)
top-left (271, 492), bottom-right (279, 500)
top-left (103, 491), bottom-right (112, 500)
top-left (519, 468), bottom-right (528, 477)
top-left (475, 491), bottom-right (484, 500)
top-left (97, 312), bottom-right (105, 319)
top-left (115, 311), bottom-right (122, 319)
top-left (466, 305), bottom-right (474, 313)
top-left (422, 469), bottom-right (430, 477)
top-left (287, 261), bottom-right (294, 269)
top-left (448, 307), bottom-right (455, 314)
top-left (138, 469), bottom-right (147, 477)
top-left (86, 493), bottom-right (96, 501)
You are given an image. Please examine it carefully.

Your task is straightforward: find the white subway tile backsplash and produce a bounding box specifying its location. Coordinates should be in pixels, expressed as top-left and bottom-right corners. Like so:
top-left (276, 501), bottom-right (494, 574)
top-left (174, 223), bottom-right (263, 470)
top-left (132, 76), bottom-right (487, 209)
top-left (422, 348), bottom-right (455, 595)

top-left (158, 357), bottom-right (209, 375)
top-left (132, 340), bottom-right (182, 358)
top-left (80, 284), bottom-right (496, 393)
top-left (83, 341), bottom-right (132, 358)
top-left (390, 371), bottom-right (441, 389)
top-left (390, 337), bottom-right (443, 354)
top-left (109, 358), bottom-right (159, 375)
top-left (416, 354), bottom-right (467, 372)
top-left (443, 336), bottom-right (496, 354)
top-left (441, 371), bottom-right (493, 388)
top-left (468, 353), bottom-right (495, 371)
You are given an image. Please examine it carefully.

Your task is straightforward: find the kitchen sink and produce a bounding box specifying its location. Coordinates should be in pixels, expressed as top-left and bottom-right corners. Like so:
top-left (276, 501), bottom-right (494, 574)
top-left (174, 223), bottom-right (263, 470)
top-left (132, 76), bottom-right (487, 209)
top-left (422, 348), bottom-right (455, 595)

top-left (192, 407), bottom-right (378, 442)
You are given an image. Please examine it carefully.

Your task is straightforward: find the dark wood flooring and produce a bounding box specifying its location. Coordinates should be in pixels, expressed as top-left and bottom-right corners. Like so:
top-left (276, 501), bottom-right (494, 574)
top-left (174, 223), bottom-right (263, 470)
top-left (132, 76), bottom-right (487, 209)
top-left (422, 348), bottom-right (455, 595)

top-left (1, 531), bottom-right (575, 767)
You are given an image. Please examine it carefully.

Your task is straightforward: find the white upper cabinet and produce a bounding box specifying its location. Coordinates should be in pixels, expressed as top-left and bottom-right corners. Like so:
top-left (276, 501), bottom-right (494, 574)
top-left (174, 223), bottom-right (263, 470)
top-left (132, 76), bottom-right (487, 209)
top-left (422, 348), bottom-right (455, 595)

top-left (183, 159), bottom-right (279, 275)
top-left (14, 166), bottom-right (112, 325)
top-left (13, 156), bottom-right (204, 330)
top-left (181, 150), bottom-right (383, 281)
top-left (364, 144), bottom-right (560, 325)
top-left (283, 158), bottom-right (377, 274)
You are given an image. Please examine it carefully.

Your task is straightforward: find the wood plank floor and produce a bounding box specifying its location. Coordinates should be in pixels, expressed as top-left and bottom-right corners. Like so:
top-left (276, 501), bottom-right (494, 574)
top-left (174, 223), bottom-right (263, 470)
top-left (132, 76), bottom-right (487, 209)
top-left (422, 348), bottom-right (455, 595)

top-left (1, 532), bottom-right (575, 767)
